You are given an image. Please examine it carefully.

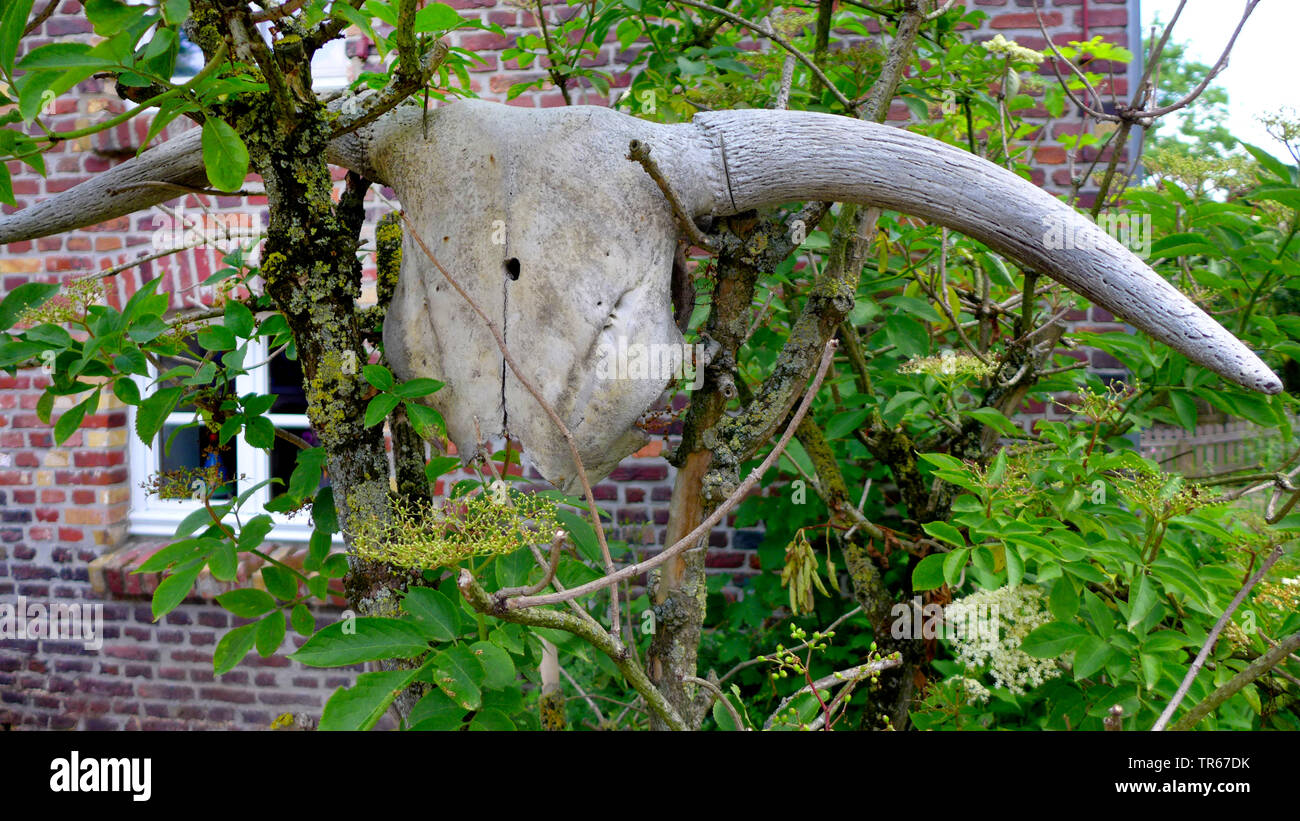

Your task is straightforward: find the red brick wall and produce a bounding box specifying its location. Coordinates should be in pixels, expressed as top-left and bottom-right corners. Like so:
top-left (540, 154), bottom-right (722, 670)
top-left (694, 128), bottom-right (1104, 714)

top-left (0, 0), bottom-right (1134, 729)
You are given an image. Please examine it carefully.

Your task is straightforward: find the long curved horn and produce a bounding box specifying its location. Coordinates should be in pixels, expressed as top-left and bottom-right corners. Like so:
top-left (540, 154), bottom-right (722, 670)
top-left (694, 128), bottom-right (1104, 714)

top-left (0, 103), bottom-right (383, 247)
top-left (0, 130), bottom-right (212, 246)
top-left (683, 109), bottom-right (1282, 395)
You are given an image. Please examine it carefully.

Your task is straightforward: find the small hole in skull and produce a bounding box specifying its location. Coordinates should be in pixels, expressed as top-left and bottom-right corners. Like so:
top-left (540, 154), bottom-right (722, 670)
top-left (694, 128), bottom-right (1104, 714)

top-left (504, 258), bottom-right (521, 280)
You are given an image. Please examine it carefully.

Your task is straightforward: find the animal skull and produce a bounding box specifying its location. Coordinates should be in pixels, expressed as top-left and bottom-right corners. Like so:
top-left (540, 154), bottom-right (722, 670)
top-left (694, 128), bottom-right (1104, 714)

top-left (0, 100), bottom-right (1282, 492)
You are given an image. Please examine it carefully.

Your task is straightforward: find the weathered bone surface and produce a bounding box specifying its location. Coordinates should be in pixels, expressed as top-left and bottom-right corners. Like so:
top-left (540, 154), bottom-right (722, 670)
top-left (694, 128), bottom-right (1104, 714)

top-left (364, 103), bottom-right (715, 490)
top-left (0, 100), bottom-right (1281, 493)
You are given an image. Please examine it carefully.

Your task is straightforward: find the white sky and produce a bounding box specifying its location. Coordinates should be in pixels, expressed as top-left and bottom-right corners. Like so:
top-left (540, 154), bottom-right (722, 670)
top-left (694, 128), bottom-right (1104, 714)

top-left (1141, 0), bottom-right (1298, 159)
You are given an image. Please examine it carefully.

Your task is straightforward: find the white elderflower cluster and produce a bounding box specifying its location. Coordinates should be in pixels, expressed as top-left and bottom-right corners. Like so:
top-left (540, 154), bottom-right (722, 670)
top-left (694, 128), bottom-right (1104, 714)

top-left (954, 676), bottom-right (992, 704)
top-left (984, 34), bottom-right (1046, 65)
top-left (945, 585), bottom-right (1061, 696)
top-left (899, 349), bottom-right (996, 380)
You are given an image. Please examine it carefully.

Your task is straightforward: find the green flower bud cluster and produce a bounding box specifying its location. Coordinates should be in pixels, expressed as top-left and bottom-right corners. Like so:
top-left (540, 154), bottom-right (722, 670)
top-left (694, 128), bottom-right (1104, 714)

top-left (351, 487), bottom-right (559, 570)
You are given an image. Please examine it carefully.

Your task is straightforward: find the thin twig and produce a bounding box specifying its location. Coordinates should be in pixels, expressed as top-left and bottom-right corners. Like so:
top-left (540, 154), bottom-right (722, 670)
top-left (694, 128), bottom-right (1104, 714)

top-left (505, 339), bottom-right (839, 610)
top-left (22, 0), bottom-right (59, 36)
top-left (383, 193), bottom-right (623, 642)
top-left (1153, 541), bottom-right (1288, 730)
top-left (667, 0), bottom-right (855, 111)
top-left (496, 530), bottom-right (567, 598)
top-left (627, 140), bottom-right (717, 252)
top-left (683, 675), bottom-right (746, 729)
top-left (762, 655), bottom-right (902, 730)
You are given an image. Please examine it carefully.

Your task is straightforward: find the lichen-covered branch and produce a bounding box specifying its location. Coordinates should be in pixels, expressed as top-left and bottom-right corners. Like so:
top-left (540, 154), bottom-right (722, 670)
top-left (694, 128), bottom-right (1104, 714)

top-left (457, 570), bottom-right (688, 731)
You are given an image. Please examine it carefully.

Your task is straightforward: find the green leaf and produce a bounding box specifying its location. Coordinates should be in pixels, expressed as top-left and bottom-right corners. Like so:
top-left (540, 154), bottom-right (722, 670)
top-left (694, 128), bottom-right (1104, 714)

top-left (824, 409), bottom-right (870, 441)
top-left (963, 406), bottom-right (1022, 438)
top-left (1241, 142), bottom-right (1294, 183)
top-left (911, 553), bottom-right (947, 591)
top-left (126, 316), bottom-right (169, 343)
top-left (200, 117), bottom-right (250, 193)
top-left (85, 0), bottom-right (149, 35)
top-left (1049, 575), bottom-right (1079, 622)
top-left (711, 692), bottom-right (749, 731)
top-left (0, 0), bottom-right (34, 76)
top-left (1004, 543), bottom-right (1024, 587)
top-left (556, 509), bottom-right (600, 564)
top-left (320, 668), bottom-right (421, 731)
top-left (135, 385), bottom-right (184, 443)
top-left (922, 521), bottom-right (965, 549)
top-left (424, 456), bottom-right (461, 483)
top-left (431, 645), bottom-right (484, 711)
top-left (1020, 621), bottom-right (1088, 658)
top-left (174, 503), bottom-right (227, 539)
top-left (404, 402), bottom-right (445, 438)
top-left (468, 709), bottom-right (515, 731)
top-left (362, 363), bottom-right (393, 391)
top-left (942, 547), bottom-right (970, 586)
top-left (135, 538), bottom-right (217, 574)
top-left (255, 611), bottom-right (286, 657)
top-left (1169, 390), bottom-right (1197, 431)
top-left (413, 2), bottom-right (463, 32)
top-left (236, 513), bottom-right (274, 552)
top-left (23, 322), bottom-right (72, 348)
top-left (262, 565), bottom-right (299, 601)
top-left (196, 323), bottom-right (236, 352)
top-left (364, 392), bottom-right (401, 427)
top-left (209, 539), bottom-right (238, 581)
top-left (290, 617), bottom-right (430, 667)
top-left (53, 397), bottom-right (90, 445)
top-left (18, 42), bottom-right (110, 70)
top-left (401, 587), bottom-right (460, 642)
top-left (290, 603), bottom-right (315, 637)
top-left (223, 299), bottom-right (255, 338)
top-left (216, 588), bottom-right (276, 618)
top-left (322, 553), bottom-right (348, 580)
top-left (883, 315), bottom-right (930, 357)
top-left (151, 562), bottom-right (202, 620)
top-left (1072, 635), bottom-right (1112, 680)
top-left (468, 640), bottom-right (515, 690)
top-left (393, 378), bottom-right (444, 399)
top-left (112, 377), bottom-right (141, 406)
top-left (0, 281), bottom-right (59, 331)
top-left (213, 623), bottom-right (258, 675)
top-left (241, 415), bottom-right (273, 449)
top-left (495, 548), bottom-right (533, 589)
top-left (312, 486), bottom-right (339, 534)
top-left (1084, 590), bottom-right (1115, 639)
top-left (1127, 573), bottom-right (1159, 630)
top-left (407, 687), bottom-right (466, 730)
top-left (161, 0), bottom-right (189, 26)
top-left (287, 446), bottom-right (327, 501)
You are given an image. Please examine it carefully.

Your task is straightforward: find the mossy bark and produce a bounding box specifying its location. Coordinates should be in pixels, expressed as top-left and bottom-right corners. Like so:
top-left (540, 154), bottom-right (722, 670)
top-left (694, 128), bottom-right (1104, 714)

top-left (194, 0), bottom-right (420, 717)
top-left (650, 213), bottom-right (817, 728)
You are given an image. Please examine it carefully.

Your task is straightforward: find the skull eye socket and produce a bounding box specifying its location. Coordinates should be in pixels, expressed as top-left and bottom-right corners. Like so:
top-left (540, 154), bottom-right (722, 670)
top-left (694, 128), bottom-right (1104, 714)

top-left (504, 258), bottom-right (521, 281)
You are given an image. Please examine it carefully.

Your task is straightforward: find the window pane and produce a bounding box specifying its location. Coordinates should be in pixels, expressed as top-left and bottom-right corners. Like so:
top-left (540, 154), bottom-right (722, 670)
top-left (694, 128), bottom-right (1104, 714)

top-left (270, 352), bottom-right (308, 414)
top-left (159, 424), bottom-right (236, 500)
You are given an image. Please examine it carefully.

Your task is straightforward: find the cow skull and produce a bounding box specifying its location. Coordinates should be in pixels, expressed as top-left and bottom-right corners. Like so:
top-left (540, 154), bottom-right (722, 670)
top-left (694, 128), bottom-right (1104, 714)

top-left (0, 100), bottom-right (1282, 492)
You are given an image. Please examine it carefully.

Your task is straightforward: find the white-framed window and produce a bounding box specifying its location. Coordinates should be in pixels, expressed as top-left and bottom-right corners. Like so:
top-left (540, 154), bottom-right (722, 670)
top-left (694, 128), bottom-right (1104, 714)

top-left (172, 26), bottom-right (352, 91)
top-left (310, 37), bottom-right (352, 92)
top-left (128, 337), bottom-right (321, 541)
